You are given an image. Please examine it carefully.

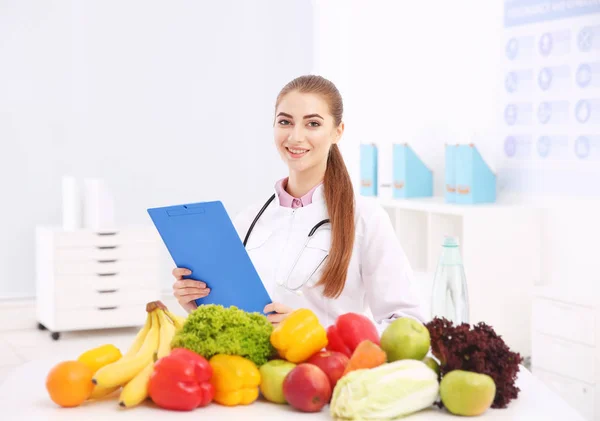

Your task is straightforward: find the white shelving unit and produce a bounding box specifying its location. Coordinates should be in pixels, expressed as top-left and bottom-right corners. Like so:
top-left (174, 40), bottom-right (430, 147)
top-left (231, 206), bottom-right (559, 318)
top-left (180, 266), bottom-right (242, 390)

top-left (373, 196), bottom-right (541, 358)
top-left (35, 226), bottom-right (162, 340)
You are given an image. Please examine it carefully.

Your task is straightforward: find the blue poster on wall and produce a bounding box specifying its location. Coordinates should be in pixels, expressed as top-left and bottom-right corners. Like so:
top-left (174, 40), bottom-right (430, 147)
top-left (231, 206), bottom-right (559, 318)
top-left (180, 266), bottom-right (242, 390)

top-left (501, 0), bottom-right (600, 197)
top-left (504, 0), bottom-right (600, 27)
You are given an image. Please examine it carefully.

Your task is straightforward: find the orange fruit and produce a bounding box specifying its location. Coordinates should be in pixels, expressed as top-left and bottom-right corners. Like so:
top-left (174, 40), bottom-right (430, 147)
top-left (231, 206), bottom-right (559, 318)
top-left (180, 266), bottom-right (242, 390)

top-left (46, 360), bottom-right (94, 407)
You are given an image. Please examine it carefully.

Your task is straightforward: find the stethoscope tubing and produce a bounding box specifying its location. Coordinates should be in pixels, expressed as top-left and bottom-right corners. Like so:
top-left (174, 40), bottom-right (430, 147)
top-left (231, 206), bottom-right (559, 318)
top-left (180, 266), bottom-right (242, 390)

top-left (242, 193), bottom-right (331, 294)
top-left (243, 194), bottom-right (330, 247)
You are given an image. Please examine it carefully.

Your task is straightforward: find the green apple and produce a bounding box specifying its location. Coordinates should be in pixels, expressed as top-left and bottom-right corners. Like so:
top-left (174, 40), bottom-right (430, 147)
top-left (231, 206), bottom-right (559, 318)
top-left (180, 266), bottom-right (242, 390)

top-left (259, 359), bottom-right (297, 404)
top-left (380, 318), bottom-right (431, 361)
top-left (423, 356), bottom-right (440, 375)
top-left (440, 370), bottom-right (496, 416)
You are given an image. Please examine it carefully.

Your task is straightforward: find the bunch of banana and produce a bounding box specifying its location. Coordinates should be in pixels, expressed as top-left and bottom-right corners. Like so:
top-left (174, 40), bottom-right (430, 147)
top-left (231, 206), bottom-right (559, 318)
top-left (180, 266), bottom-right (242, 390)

top-left (91, 301), bottom-right (187, 408)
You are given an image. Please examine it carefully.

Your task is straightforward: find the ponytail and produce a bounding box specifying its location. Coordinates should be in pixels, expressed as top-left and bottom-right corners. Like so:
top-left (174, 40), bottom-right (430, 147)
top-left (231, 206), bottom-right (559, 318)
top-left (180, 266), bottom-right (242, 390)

top-left (318, 144), bottom-right (355, 298)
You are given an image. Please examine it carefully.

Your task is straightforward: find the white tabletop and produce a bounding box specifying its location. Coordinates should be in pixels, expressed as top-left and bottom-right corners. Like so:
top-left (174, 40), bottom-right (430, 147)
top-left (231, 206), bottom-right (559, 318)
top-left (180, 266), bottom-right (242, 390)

top-left (0, 358), bottom-right (586, 420)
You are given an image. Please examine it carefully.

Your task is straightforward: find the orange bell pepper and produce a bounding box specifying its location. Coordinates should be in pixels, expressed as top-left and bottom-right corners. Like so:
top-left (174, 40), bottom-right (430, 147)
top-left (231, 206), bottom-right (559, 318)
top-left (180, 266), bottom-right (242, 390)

top-left (270, 308), bottom-right (328, 363)
top-left (208, 354), bottom-right (261, 406)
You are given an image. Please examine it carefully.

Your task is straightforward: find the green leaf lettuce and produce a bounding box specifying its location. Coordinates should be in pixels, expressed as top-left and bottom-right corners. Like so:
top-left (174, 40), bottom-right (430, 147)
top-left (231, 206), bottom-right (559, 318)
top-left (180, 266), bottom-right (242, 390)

top-left (171, 304), bottom-right (276, 366)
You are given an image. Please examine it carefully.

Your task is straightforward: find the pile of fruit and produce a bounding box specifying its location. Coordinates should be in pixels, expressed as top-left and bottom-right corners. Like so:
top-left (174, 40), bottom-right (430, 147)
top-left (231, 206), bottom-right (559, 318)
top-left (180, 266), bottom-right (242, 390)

top-left (46, 301), bottom-right (188, 409)
top-left (45, 302), bottom-right (521, 419)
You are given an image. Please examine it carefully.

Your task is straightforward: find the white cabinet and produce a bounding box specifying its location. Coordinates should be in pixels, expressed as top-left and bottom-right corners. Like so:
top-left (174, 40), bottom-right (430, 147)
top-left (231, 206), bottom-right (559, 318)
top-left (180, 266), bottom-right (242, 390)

top-left (530, 204), bottom-right (600, 421)
top-left (35, 226), bottom-right (161, 340)
top-left (532, 287), bottom-right (599, 421)
top-left (535, 368), bottom-right (596, 421)
top-left (376, 197), bottom-right (541, 358)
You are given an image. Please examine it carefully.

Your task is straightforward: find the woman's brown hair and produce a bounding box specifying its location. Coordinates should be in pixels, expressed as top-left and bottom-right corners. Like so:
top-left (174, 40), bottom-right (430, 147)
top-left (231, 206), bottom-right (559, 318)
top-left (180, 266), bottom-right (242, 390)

top-left (275, 75), bottom-right (355, 298)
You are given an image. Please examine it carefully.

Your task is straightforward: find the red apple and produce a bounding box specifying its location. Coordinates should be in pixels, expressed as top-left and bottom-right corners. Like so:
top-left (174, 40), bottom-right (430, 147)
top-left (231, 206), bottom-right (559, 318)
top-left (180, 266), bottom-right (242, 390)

top-left (307, 351), bottom-right (349, 389)
top-left (283, 364), bottom-right (332, 412)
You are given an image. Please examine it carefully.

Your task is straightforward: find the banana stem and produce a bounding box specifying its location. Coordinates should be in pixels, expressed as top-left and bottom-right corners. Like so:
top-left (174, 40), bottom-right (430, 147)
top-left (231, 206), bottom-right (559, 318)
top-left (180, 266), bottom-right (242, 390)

top-left (163, 309), bottom-right (185, 330)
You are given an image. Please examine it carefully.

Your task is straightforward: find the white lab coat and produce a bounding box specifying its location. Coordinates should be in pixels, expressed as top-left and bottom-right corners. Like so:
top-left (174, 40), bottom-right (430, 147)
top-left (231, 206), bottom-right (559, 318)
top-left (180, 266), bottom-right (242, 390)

top-left (233, 184), bottom-right (426, 332)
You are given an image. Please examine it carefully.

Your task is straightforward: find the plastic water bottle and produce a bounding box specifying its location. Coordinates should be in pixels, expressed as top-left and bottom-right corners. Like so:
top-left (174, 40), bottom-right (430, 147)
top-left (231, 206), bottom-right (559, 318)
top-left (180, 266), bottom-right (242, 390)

top-left (431, 236), bottom-right (470, 324)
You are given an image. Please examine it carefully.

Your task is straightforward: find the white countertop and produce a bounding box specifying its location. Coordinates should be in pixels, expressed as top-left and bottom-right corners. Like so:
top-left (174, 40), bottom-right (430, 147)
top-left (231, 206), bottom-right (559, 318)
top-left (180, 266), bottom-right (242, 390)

top-left (0, 358), bottom-right (586, 420)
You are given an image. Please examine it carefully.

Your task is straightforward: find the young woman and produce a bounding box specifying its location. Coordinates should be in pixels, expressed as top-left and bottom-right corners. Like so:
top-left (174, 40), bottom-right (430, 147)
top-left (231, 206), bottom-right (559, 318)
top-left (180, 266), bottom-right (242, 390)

top-left (172, 75), bottom-right (425, 331)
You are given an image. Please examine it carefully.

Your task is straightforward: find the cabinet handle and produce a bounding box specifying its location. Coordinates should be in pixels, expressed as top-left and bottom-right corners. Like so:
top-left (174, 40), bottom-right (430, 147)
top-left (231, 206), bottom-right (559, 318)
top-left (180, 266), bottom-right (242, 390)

top-left (97, 289), bottom-right (118, 294)
top-left (97, 272), bottom-right (118, 277)
top-left (96, 245), bottom-right (119, 250)
top-left (550, 302), bottom-right (574, 311)
top-left (97, 306), bottom-right (118, 311)
top-left (97, 259), bottom-right (118, 264)
top-left (97, 232), bottom-right (118, 236)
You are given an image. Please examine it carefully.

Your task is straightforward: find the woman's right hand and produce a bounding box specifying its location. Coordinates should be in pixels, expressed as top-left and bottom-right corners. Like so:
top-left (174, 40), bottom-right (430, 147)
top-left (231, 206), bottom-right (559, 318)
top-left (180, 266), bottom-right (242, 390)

top-left (172, 267), bottom-right (211, 313)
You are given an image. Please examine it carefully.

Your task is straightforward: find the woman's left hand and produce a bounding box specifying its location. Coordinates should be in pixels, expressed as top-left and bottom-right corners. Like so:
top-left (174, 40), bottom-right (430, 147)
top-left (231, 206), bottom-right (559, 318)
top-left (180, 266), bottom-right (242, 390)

top-left (264, 302), bottom-right (294, 326)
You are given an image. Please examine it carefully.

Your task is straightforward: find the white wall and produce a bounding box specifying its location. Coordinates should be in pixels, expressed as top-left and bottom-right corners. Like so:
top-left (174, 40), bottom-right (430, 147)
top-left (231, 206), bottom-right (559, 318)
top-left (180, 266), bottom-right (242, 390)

top-left (0, 0), bottom-right (314, 299)
top-left (312, 0), bottom-right (505, 195)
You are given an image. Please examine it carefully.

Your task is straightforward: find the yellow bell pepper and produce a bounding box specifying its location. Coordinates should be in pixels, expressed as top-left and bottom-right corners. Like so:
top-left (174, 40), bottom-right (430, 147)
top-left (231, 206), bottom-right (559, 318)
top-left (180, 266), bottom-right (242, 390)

top-left (78, 344), bottom-right (123, 400)
top-left (78, 344), bottom-right (122, 373)
top-left (209, 354), bottom-right (261, 406)
top-left (270, 308), bottom-right (328, 363)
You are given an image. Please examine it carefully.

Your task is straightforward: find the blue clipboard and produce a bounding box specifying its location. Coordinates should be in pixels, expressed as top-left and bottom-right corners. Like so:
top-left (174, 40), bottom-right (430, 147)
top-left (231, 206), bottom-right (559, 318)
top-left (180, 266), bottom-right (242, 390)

top-left (147, 201), bottom-right (272, 314)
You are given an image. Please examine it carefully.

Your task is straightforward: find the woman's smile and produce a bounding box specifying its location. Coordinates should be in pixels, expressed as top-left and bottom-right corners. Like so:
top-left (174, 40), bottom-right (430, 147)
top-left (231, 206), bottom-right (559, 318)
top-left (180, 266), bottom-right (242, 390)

top-left (286, 146), bottom-right (310, 159)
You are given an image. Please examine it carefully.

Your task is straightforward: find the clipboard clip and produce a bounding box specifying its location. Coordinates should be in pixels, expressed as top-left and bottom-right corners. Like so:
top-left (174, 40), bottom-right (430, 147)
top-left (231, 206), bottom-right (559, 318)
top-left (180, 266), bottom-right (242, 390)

top-left (168, 205), bottom-right (206, 217)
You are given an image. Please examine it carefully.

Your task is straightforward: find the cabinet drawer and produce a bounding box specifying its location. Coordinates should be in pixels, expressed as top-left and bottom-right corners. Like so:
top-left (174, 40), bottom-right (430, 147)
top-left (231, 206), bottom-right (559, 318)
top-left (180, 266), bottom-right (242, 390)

top-left (534, 367), bottom-right (595, 421)
top-left (55, 288), bottom-right (158, 310)
top-left (533, 297), bottom-right (595, 346)
top-left (55, 273), bottom-right (159, 290)
top-left (54, 229), bottom-right (158, 248)
top-left (55, 260), bottom-right (160, 276)
top-left (54, 243), bottom-right (160, 262)
top-left (532, 332), bottom-right (596, 384)
top-left (55, 304), bottom-right (147, 331)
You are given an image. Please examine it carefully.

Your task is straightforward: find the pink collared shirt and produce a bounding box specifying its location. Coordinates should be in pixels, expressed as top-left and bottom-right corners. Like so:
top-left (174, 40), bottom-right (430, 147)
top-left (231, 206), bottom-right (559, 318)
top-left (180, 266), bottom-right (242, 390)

top-left (275, 178), bottom-right (322, 209)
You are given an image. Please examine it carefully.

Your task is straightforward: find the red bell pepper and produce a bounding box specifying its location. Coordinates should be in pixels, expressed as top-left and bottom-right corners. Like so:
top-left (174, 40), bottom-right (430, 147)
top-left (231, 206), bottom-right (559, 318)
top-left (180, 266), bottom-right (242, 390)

top-left (326, 313), bottom-right (380, 358)
top-left (148, 348), bottom-right (214, 411)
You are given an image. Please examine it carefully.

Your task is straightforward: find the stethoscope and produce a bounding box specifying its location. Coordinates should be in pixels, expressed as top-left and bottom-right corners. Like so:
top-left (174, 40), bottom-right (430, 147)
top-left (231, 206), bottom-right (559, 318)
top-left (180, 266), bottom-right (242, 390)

top-left (243, 193), bottom-right (330, 294)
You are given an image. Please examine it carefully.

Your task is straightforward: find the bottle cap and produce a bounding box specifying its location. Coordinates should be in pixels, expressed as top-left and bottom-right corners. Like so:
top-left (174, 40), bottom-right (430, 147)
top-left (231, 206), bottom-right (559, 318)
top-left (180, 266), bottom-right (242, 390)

top-left (443, 236), bottom-right (459, 247)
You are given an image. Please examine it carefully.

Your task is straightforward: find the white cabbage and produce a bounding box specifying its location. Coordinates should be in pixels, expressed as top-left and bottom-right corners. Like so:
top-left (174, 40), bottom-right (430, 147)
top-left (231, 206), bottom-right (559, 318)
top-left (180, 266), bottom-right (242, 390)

top-left (330, 359), bottom-right (439, 420)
